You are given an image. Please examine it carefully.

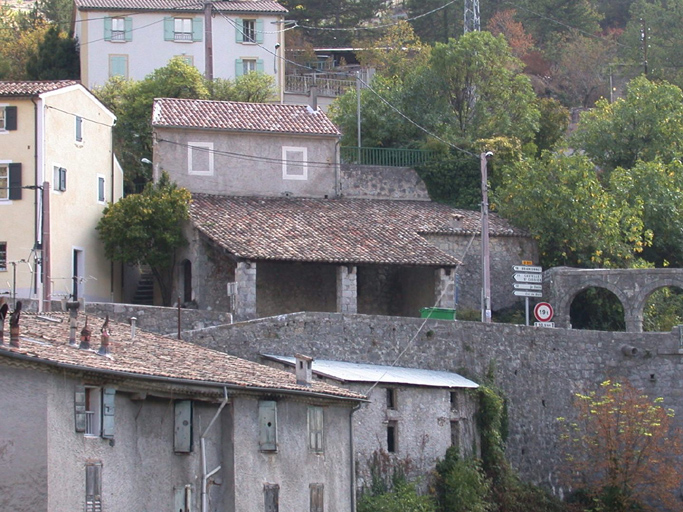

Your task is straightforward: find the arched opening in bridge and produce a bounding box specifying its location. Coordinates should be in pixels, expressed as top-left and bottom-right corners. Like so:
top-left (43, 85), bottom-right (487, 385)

top-left (643, 286), bottom-right (683, 332)
top-left (570, 287), bottom-right (625, 331)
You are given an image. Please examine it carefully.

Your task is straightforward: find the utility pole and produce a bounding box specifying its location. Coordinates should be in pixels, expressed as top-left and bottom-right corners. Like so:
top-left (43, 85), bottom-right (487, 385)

top-left (204, 1), bottom-right (214, 80)
top-left (464, 0), bottom-right (480, 34)
top-left (480, 151), bottom-right (492, 323)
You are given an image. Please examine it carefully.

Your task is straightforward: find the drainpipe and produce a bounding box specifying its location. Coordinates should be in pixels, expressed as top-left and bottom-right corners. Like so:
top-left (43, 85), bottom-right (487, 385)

top-left (349, 402), bottom-right (362, 512)
top-left (201, 387), bottom-right (229, 512)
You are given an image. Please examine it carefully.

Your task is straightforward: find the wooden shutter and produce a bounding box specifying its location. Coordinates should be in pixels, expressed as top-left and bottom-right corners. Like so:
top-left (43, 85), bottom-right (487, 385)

top-left (192, 17), bottom-right (202, 41)
top-left (110, 56), bottom-right (127, 78)
top-left (75, 116), bottom-right (83, 142)
top-left (5, 106), bottom-right (17, 130)
top-left (75, 385), bottom-right (87, 432)
top-left (256, 59), bottom-right (264, 73)
top-left (124, 17), bottom-right (133, 41)
top-left (264, 484), bottom-right (279, 512)
top-left (164, 17), bottom-right (174, 41)
top-left (234, 18), bottom-right (243, 42)
top-left (101, 388), bottom-right (115, 439)
top-left (309, 483), bottom-right (324, 512)
top-left (308, 406), bottom-right (323, 452)
top-left (259, 400), bottom-right (277, 451)
top-left (8, 163), bottom-right (21, 200)
top-left (174, 400), bottom-right (193, 453)
top-left (85, 463), bottom-right (102, 512)
top-left (235, 59), bottom-right (243, 77)
top-left (103, 16), bottom-right (112, 41)
top-left (255, 19), bottom-right (264, 43)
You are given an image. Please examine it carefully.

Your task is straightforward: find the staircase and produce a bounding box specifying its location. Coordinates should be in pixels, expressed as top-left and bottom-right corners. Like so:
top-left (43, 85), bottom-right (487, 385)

top-left (132, 266), bottom-right (154, 305)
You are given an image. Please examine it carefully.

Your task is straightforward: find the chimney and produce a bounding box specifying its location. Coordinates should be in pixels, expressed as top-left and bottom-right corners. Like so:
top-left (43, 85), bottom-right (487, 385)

top-left (79, 317), bottom-right (92, 350)
top-left (450, 213), bottom-right (464, 229)
top-left (130, 317), bottom-right (137, 340)
top-left (308, 85), bottom-right (318, 111)
top-left (295, 354), bottom-right (313, 386)
top-left (66, 301), bottom-right (80, 346)
top-left (98, 315), bottom-right (111, 356)
top-left (9, 300), bottom-right (22, 348)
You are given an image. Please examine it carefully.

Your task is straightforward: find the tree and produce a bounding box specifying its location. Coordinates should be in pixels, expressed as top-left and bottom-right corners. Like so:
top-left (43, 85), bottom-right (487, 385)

top-left (205, 72), bottom-right (276, 103)
top-left (35, 0), bottom-right (73, 33)
top-left (560, 380), bottom-right (683, 511)
top-left (0, 6), bottom-right (49, 80)
top-left (494, 152), bottom-right (649, 268)
top-left (25, 25), bottom-right (79, 80)
top-left (405, 0), bottom-right (461, 45)
top-left (514, 0), bottom-right (602, 48)
top-left (533, 97), bottom-right (570, 155)
top-left (571, 76), bottom-right (683, 173)
top-left (486, 9), bottom-right (534, 59)
top-left (96, 172), bottom-right (191, 306)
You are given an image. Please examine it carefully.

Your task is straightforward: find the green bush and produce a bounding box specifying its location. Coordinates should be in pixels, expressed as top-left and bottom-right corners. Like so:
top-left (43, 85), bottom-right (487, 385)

top-left (358, 483), bottom-right (436, 512)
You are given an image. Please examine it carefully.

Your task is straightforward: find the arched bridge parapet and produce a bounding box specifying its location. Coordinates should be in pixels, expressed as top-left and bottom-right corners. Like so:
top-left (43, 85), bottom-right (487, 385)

top-left (544, 267), bottom-right (683, 332)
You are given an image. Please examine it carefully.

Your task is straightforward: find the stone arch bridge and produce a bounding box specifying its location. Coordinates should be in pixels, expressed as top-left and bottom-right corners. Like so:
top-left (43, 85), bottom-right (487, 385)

top-left (544, 267), bottom-right (683, 332)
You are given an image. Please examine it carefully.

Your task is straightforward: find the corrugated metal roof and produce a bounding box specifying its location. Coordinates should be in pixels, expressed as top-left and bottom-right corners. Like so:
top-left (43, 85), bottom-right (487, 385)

top-left (263, 355), bottom-right (479, 389)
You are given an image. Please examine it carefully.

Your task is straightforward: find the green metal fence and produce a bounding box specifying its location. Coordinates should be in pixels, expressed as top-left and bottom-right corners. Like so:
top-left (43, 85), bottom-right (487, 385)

top-left (340, 146), bottom-right (438, 167)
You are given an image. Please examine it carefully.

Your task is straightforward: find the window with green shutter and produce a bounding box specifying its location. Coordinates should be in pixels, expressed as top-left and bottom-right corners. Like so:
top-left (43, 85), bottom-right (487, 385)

top-left (308, 406), bottom-right (324, 453)
top-left (259, 400), bottom-right (277, 451)
top-left (108, 55), bottom-right (128, 78)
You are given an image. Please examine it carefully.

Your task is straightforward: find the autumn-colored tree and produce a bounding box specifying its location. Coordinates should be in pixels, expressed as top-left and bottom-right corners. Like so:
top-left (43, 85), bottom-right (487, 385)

top-left (560, 380), bottom-right (682, 511)
top-left (486, 9), bottom-right (534, 59)
top-left (96, 172), bottom-right (191, 306)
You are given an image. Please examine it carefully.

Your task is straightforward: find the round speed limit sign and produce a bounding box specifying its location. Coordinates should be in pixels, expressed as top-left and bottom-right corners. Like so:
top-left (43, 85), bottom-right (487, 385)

top-left (533, 302), bottom-right (554, 322)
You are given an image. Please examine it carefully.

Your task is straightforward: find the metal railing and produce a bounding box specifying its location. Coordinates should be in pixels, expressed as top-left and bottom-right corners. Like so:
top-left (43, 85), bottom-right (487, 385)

top-left (284, 75), bottom-right (356, 97)
top-left (85, 411), bottom-right (96, 435)
top-left (341, 146), bottom-right (438, 167)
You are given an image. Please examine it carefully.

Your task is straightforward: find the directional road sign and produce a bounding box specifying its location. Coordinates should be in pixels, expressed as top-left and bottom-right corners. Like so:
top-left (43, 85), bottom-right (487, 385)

top-left (513, 290), bottom-right (542, 297)
top-left (513, 273), bottom-right (542, 283)
top-left (513, 283), bottom-right (542, 291)
top-left (512, 265), bottom-right (542, 273)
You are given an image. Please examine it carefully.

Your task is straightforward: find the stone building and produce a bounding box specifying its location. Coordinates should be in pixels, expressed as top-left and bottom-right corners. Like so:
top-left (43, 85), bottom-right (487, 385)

top-left (0, 311), bottom-right (363, 511)
top-left (262, 355), bottom-right (479, 488)
top-left (151, 97), bottom-right (537, 320)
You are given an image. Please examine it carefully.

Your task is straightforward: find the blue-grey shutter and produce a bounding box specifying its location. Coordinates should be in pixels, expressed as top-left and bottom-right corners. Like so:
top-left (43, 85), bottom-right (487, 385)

top-left (192, 17), bottom-right (202, 41)
top-left (308, 406), bottom-right (323, 452)
top-left (256, 59), bottom-right (264, 73)
top-left (235, 59), bottom-right (243, 77)
top-left (234, 18), bottom-right (243, 42)
top-left (124, 17), bottom-right (133, 41)
top-left (310, 483), bottom-right (324, 512)
top-left (5, 106), bottom-right (17, 131)
top-left (174, 400), bottom-right (193, 453)
top-left (75, 385), bottom-right (86, 432)
top-left (85, 463), bottom-right (102, 511)
top-left (104, 16), bottom-right (112, 41)
top-left (75, 116), bottom-right (82, 142)
top-left (110, 56), bottom-right (127, 78)
top-left (255, 19), bottom-right (264, 44)
top-left (164, 17), bottom-right (174, 41)
top-left (98, 177), bottom-right (105, 201)
top-left (101, 388), bottom-right (116, 439)
top-left (8, 163), bottom-right (21, 200)
top-left (259, 400), bottom-right (277, 451)
top-left (58, 168), bottom-right (67, 191)
top-left (264, 484), bottom-right (279, 512)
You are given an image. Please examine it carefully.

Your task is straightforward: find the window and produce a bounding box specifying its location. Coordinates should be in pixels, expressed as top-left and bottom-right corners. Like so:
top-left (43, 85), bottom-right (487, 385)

top-left (53, 166), bottom-right (67, 191)
top-left (310, 483), bottom-right (324, 512)
top-left (387, 421), bottom-right (397, 453)
top-left (109, 55), bottom-right (128, 78)
top-left (235, 17), bottom-right (263, 43)
top-left (386, 388), bottom-right (397, 410)
top-left (164, 17), bottom-right (202, 42)
top-left (259, 400), bottom-right (277, 451)
top-left (104, 16), bottom-right (132, 41)
top-left (0, 242), bottom-right (6, 272)
top-left (282, 146), bottom-right (308, 180)
top-left (264, 484), bottom-right (279, 512)
top-left (85, 462), bottom-right (102, 512)
top-left (450, 391), bottom-right (459, 411)
top-left (451, 420), bottom-right (460, 451)
top-left (242, 19), bottom-right (256, 42)
top-left (176, 54), bottom-right (194, 66)
top-left (235, 58), bottom-right (263, 77)
top-left (174, 400), bottom-right (193, 453)
top-left (97, 175), bottom-right (106, 203)
top-left (0, 106), bottom-right (17, 131)
top-left (188, 142), bottom-right (214, 175)
top-left (75, 386), bottom-right (116, 439)
top-left (75, 116), bottom-right (83, 143)
top-left (0, 163), bottom-right (21, 200)
top-left (308, 406), bottom-right (324, 453)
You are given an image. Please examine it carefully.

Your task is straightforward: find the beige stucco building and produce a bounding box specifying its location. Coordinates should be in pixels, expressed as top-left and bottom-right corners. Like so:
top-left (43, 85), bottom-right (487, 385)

top-left (0, 81), bottom-right (123, 308)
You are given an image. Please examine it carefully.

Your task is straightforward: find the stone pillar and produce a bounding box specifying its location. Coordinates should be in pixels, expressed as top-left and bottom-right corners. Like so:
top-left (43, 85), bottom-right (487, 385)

top-left (435, 267), bottom-right (456, 309)
top-left (336, 265), bottom-right (357, 314)
top-left (235, 260), bottom-right (257, 321)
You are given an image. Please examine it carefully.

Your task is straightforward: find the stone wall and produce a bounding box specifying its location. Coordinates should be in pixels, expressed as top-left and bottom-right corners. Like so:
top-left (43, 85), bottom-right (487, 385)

top-left (340, 165), bottom-right (431, 201)
top-left (181, 312), bottom-right (683, 495)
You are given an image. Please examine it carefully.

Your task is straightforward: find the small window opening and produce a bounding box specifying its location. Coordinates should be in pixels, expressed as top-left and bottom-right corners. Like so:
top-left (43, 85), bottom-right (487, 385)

top-left (386, 388), bottom-right (396, 410)
top-left (387, 421), bottom-right (397, 453)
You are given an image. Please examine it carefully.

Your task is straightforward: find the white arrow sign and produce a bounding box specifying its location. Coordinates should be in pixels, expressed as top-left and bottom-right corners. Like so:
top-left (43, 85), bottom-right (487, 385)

top-left (514, 273), bottom-right (543, 283)
top-left (513, 283), bottom-right (542, 291)
top-left (513, 290), bottom-right (543, 297)
top-left (512, 265), bottom-right (542, 273)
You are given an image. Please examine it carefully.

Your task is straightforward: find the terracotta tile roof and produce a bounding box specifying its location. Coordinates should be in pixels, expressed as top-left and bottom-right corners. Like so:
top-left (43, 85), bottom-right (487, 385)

top-left (190, 196), bottom-right (525, 266)
top-left (0, 312), bottom-right (363, 401)
top-left (0, 81), bottom-right (80, 97)
top-left (75, 0), bottom-right (287, 13)
top-left (153, 98), bottom-right (340, 136)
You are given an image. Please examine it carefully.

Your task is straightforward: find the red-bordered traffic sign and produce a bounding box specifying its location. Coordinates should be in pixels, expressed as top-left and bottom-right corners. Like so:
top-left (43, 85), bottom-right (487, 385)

top-left (533, 302), bottom-right (554, 322)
